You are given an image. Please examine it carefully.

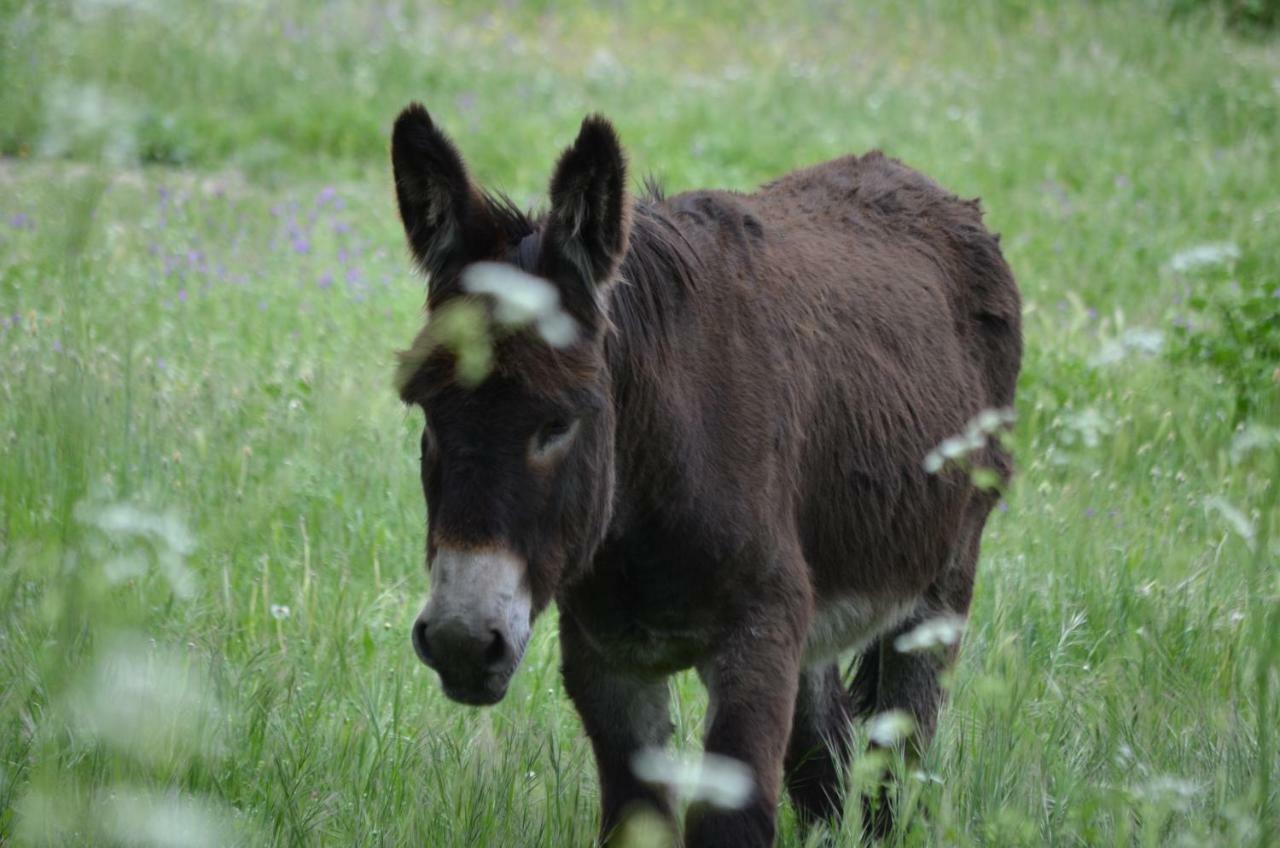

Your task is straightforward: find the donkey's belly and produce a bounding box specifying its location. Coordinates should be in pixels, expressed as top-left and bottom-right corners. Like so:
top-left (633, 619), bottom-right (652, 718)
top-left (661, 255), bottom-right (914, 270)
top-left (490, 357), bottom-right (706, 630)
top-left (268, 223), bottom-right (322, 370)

top-left (804, 594), bottom-right (917, 664)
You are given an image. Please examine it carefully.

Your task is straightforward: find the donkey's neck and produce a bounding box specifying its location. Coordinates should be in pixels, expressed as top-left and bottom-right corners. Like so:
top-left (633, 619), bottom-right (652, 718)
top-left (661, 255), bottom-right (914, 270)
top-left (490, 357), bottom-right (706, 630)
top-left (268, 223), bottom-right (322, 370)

top-left (607, 205), bottom-right (700, 357)
top-left (601, 204), bottom-right (713, 521)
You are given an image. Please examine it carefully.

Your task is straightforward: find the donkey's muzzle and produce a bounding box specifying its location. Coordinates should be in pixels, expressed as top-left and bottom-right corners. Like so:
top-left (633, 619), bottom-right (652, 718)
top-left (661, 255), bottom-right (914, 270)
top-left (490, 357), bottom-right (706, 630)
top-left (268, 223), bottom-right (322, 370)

top-left (411, 547), bottom-right (532, 706)
top-left (413, 614), bottom-right (517, 704)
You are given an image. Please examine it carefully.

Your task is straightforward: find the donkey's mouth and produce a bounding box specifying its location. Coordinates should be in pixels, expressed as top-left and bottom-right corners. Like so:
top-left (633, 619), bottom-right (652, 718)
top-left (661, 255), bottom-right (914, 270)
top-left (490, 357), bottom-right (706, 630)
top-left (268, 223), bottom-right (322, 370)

top-left (441, 679), bottom-right (508, 706)
top-left (437, 638), bottom-right (528, 706)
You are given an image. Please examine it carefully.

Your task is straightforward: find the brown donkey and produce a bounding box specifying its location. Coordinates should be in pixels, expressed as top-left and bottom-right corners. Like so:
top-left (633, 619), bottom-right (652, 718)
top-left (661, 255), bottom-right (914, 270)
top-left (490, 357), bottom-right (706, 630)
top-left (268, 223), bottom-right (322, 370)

top-left (391, 103), bottom-right (1022, 846)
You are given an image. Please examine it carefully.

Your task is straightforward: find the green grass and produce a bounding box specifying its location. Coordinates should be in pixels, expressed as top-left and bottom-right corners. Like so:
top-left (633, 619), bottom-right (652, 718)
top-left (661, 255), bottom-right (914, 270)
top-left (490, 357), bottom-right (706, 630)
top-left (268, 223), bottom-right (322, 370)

top-left (1, 1), bottom-right (1278, 845)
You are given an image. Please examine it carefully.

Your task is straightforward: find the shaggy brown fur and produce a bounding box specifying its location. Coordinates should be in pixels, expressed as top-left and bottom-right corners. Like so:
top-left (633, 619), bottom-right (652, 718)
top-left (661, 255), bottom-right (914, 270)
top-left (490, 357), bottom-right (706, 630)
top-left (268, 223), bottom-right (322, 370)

top-left (391, 102), bottom-right (1022, 846)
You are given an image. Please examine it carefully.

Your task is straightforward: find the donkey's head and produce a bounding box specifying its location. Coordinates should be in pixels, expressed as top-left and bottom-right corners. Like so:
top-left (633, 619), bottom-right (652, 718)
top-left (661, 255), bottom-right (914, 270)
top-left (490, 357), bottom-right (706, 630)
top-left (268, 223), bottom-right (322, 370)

top-left (391, 104), bottom-right (630, 705)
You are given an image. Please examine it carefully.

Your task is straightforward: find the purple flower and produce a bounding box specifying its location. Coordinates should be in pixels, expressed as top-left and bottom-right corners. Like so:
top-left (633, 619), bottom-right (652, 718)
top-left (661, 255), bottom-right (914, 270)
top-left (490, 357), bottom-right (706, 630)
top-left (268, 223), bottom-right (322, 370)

top-left (1084, 507), bottom-right (1096, 519)
top-left (292, 236), bottom-right (311, 255)
top-left (456, 91), bottom-right (476, 113)
top-left (52, 339), bottom-right (63, 353)
top-left (318, 186), bottom-right (336, 205)
top-left (178, 288), bottom-right (188, 303)
top-left (332, 220), bottom-right (351, 235)
top-left (997, 501), bottom-right (1009, 513)
top-left (156, 357), bottom-right (167, 371)
top-left (318, 272), bottom-right (334, 290)
top-left (345, 266), bottom-right (363, 285)
top-left (1086, 307), bottom-right (1098, 320)
top-left (8, 212), bottom-right (31, 229)
top-left (337, 248), bottom-right (349, 265)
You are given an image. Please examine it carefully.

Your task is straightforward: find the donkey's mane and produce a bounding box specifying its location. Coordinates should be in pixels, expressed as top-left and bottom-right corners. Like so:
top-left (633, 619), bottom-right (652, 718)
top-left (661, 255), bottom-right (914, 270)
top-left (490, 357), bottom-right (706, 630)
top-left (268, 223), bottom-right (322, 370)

top-left (484, 191), bottom-right (537, 244)
top-left (609, 198), bottom-right (702, 351)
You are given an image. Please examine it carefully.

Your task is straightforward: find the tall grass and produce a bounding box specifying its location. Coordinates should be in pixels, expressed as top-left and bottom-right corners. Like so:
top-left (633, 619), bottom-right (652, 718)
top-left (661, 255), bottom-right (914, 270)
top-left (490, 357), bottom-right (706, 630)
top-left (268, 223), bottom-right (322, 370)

top-left (1, 1), bottom-right (1277, 844)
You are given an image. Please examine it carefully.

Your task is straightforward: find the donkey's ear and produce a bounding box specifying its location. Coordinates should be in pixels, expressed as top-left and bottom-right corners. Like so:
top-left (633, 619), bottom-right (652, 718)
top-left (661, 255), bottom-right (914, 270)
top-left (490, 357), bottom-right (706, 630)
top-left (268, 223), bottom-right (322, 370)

top-left (391, 103), bottom-right (475, 277)
top-left (544, 115), bottom-right (631, 291)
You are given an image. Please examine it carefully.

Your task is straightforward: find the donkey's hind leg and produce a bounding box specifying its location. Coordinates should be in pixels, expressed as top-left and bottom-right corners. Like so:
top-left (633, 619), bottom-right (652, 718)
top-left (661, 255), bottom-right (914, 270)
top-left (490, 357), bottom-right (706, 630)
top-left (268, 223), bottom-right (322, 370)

top-left (848, 507), bottom-right (988, 837)
top-left (784, 663), bottom-right (856, 825)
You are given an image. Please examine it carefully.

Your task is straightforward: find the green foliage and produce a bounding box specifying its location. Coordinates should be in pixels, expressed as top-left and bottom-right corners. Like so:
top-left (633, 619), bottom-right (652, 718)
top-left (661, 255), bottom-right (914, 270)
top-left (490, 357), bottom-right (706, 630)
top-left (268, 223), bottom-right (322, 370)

top-left (1169, 0), bottom-right (1280, 31)
top-left (1168, 259), bottom-right (1280, 423)
top-left (1, 1), bottom-right (1278, 846)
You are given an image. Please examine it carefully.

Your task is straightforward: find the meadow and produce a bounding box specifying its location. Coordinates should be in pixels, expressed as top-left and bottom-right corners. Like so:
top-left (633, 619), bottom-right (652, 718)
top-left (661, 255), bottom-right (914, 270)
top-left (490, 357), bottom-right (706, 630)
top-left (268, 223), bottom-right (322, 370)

top-left (1, 1), bottom-right (1278, 845)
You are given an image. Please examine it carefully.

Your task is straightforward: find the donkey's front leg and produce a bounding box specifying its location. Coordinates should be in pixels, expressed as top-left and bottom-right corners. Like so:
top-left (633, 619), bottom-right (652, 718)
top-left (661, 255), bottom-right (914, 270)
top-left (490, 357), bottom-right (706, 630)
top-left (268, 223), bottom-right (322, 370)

top-left (560, 615), bottom-right (676, 845)
top-left (690, 603), bottom-right (806, 848)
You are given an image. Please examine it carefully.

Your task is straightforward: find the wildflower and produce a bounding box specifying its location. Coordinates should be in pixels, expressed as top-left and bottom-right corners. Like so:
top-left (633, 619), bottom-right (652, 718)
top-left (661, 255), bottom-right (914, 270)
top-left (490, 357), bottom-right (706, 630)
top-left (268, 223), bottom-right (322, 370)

top-left (631, 749), bottom-right (753, 810)
top-left (463, 262), bottom-right (578, 347)
top-left (894, 615), bottom-right (965, 653)
top-left (1169, 242), bottom-right (1239, 273)
top-left (867, 710), bottom-right (915, 746)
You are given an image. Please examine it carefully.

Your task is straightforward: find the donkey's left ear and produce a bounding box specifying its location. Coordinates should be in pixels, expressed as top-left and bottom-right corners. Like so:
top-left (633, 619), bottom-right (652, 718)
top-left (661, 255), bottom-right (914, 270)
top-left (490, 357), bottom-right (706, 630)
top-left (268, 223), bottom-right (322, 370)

top-left (544, 115), bottom-right (632, 291)
top-left (391, 103), bottom-right (476, 280)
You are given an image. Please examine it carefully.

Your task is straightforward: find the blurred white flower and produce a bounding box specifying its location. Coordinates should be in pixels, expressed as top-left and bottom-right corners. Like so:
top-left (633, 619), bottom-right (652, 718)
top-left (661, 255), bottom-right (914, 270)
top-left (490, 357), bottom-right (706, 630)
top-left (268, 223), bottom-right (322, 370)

top-left (1059, 407), bottom-right (1111, 449)
top-left (894, 615), bottom-right (966, 653)
top-left (75, 501), bottom-right (197, 598)
top-left (1089, 327), bottom-right (1165, 367)
top-left (39, 80), bottom-right (141, 165)
top-left (1131, 775), bottom-right (1199, 812)
top-left (270, 604), bottom-right (292, 620)
top-left (923, 407), bottom-right (1015, 473)
top-left (100, 787), bottom-right (237, 848)
top-left (1229, 425), bottom-right (1279, 465)
top-left (1205, 496), bottom-right (1255, 548)
top-left (1169, 242), bottom-right (1239, 274)
top-left (867, 710), bottom-right (916, 747)
top-left (462, 262), bottom-right (578, 348)
top-left (68, 634), bottom-right (222, 765)
top-left (631, 748), bottom-right (753, 810)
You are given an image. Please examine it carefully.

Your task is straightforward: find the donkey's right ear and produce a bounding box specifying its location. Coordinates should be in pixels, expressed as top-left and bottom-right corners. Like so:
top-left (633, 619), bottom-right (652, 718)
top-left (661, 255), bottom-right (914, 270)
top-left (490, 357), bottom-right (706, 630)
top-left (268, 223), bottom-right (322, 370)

top-left (391, 103), bottom-right (474, 277)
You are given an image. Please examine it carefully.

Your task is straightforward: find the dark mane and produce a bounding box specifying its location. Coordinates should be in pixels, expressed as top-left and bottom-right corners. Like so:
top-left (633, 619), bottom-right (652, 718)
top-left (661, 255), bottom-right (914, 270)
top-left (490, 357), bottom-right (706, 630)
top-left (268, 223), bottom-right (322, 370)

top-left (483, 191), bottom-right (537, 245)
top-left (640, 174), bottom-right (666, 203)
top-left (608, 200), bottom-right (702, 351)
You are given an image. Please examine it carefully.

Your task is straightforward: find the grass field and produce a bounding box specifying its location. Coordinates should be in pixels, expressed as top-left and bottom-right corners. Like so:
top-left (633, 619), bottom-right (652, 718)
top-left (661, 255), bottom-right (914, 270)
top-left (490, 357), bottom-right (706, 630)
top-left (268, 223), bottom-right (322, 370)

top-left (2, 1), bottom-right (1278, 845)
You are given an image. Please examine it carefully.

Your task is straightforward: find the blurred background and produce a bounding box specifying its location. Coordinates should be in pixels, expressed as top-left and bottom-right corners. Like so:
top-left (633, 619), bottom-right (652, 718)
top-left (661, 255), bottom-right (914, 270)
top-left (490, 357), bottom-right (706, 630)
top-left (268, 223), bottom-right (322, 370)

top-left (1, 1), bottom-right (1277, 845)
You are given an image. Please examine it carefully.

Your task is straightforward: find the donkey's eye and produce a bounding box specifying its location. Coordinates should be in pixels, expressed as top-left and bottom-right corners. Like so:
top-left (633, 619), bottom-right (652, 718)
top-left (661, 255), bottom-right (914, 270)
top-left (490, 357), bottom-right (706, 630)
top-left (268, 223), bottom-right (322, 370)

top-left (532, 417), bottom-right (578, 457)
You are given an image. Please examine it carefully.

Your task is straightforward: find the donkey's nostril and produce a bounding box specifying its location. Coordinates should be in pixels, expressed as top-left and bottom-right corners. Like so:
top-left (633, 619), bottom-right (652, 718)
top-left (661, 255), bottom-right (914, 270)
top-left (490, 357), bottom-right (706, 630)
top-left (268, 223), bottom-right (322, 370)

top-left (483, 629), bottom-right (508, 669)
top-left (411, 618), bottom-right (434, 668)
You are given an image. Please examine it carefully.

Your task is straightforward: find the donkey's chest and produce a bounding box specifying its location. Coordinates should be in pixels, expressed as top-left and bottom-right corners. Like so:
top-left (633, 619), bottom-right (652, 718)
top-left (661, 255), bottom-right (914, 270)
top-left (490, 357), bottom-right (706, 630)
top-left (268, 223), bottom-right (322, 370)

top-left (562, 532), bottom-right (728, 674)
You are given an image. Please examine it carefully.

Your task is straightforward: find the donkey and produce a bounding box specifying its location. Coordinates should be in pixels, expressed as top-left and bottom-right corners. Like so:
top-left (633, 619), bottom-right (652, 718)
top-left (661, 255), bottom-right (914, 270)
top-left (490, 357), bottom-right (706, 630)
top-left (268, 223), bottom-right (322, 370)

top-left (390, 103), bottom-right (1022, 846)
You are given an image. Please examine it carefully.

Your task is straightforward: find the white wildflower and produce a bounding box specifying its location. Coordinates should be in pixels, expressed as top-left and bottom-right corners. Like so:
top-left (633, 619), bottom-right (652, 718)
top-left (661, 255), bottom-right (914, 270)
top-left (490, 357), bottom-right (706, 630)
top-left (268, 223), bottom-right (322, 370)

top-left (631, 749), bottom-right (753, 810)
top-left (1169, 242), bottom-right (1239, 274)
top-left (894, 615), bottom-right (966, 653)
top-left (867, 710), bottom-right (916, 747)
